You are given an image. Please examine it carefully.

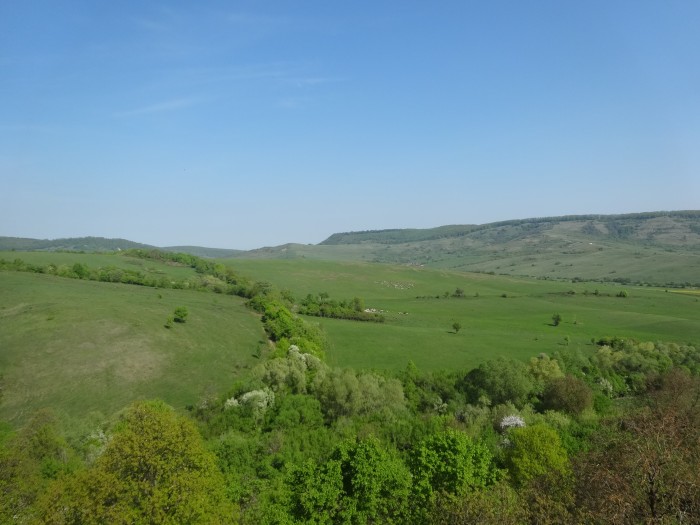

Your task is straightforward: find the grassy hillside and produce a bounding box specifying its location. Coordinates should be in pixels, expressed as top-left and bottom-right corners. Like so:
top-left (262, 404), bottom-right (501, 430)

top-left (320, 211), bottom-right (700, 247)
top-left (236, 211), bottom-right (700, 286)
top-left (0, 271), bottom-right (266, 427)
top-left (0, 250), bottom-right (200, 281)
top-left (227, 259), bottom-right (700, 372)
top-left (6, 211), bottom-right (699, 286)
top-left (2, 212), bottom-right (698, 425)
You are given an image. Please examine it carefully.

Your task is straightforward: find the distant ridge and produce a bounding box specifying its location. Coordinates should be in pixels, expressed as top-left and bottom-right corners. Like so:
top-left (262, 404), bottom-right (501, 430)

top-left (321, 225), bottom-right (478, 245)
top-left (320, 211), bottom-right (700, 245)
top-left (3, 210), bottom-right (699, 281)
top-left (0, 236), bottom-right (154, 252)
top-left (232, 210), bottom-right (700, 286)
top-left (162, 246), bottom-right (244, 258)
top-left (0, 236), bottom-right (242, 258)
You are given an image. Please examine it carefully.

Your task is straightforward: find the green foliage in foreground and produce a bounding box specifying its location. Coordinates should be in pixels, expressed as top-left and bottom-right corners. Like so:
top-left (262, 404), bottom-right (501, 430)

top-left (2, 337), bottom-right (700, 524)
top-left (289, 437), bottom-right (413, 524)
top-left (505, 424), bottom-right (570, 487)
top-left (409, 429), bottom-right (498, 514)
top-left (2, 248), bottom-right (700, 523)
top-left (37, 400), bottom-right (235, 523)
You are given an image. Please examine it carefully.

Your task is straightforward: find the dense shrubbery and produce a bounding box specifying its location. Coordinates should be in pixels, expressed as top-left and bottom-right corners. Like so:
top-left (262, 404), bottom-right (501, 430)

top-left (298, 292), bottom-right (385, 322)
top-left (2, 338), bottom-right (699, 523)
top-left (0, 251), bottom-right (256, 295)
top-left (35, 401), bottom-right (234, 523)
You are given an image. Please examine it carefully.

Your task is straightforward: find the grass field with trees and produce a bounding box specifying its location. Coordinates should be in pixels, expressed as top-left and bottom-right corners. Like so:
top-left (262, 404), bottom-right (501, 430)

top-left (228, 258), bottom-right (700, 371)
top-left (0, 228), bottom-right (699, 523)
top-left (0, 271), bottom-right (265, 427)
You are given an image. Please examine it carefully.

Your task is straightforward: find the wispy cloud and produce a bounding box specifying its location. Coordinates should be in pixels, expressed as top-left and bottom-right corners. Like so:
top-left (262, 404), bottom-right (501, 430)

top-left (113, 97), bottom-right (200, 118)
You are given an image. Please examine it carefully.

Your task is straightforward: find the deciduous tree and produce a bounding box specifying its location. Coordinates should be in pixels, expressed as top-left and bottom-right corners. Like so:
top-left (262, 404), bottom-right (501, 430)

top-left (288, 437), bottom-right (412, 524)
top-left (38, 401), bottom-right (234, 523)
top-left (409, 429), bottom-right (497, 511)
top-left (505, 424), bottom-right (570, 487)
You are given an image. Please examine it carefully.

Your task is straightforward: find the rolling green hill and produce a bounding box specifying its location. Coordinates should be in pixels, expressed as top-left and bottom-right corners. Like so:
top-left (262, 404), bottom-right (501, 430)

top-left (2, 250), bottom-right (697, 427)
top-left (0, 250), bottom-right (200, 281)
top-left (236, 211), bottom-right (700, 286)
top-left (320, 211), bottom-right (700, 246)
top-left (0, 271), bottom-right (266, 427)
top-left (5, 211), bottom-right (699, 286)
top-left (2, 211), bottom-right (698, 427)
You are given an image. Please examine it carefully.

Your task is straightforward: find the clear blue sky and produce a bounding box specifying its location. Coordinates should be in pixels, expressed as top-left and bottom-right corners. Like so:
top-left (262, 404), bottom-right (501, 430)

top-left (2, 1), bottom-right (699, 249)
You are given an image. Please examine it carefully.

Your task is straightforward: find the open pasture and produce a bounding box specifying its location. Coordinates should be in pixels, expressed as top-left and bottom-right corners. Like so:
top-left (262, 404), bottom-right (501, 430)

top-left (1, 253), bottom-right (697, 426)
top-left (229, 259), bottom-right (700, 371)
top-left (0, 271), bottom-right (265, 426)
top-left (0, 250), bottom-right (199, 281)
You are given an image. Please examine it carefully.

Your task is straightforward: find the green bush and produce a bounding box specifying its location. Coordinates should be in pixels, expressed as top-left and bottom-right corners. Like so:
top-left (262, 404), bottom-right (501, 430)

top-left (173, 306), bottom-right (188, 323)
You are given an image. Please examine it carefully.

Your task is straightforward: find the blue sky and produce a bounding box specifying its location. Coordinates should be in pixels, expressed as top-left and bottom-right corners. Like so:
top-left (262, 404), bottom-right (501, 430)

top-left (1, 1), bottom-right (699, 249)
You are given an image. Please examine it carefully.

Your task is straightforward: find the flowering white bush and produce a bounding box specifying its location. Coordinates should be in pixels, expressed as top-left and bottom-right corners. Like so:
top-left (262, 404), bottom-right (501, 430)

top-left (239, 388), bottom-right (275, 410)
top-left (224, 397), bottom-right (239, 409)
top-left (288, 345), bottom-right (321, 368)
top-left (598, 377), bottom-right (614, 397)
top-left (224, 388), bottom-right (275, 414)
top-left (499, 414), bottom-right (526, 432)
top-left (302, 353), bottom-right (322, 370)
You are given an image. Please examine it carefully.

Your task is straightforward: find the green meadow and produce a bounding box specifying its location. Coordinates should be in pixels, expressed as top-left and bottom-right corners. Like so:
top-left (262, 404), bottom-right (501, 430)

top-left (0, 250), bottom-right (199, 281)
top-left (228, 259), bottom-right (700, 371)
top-left (0, 271), bottom-right (265, 426)
top-left (1, 251), bottom-right (698, 427)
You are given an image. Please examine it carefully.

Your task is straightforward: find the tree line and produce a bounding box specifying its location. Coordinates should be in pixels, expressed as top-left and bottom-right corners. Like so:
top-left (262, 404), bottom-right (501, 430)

top-left (297, 293), bottom-right (385, 322)
top-left (2, 335), bottom-right (698, 523)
